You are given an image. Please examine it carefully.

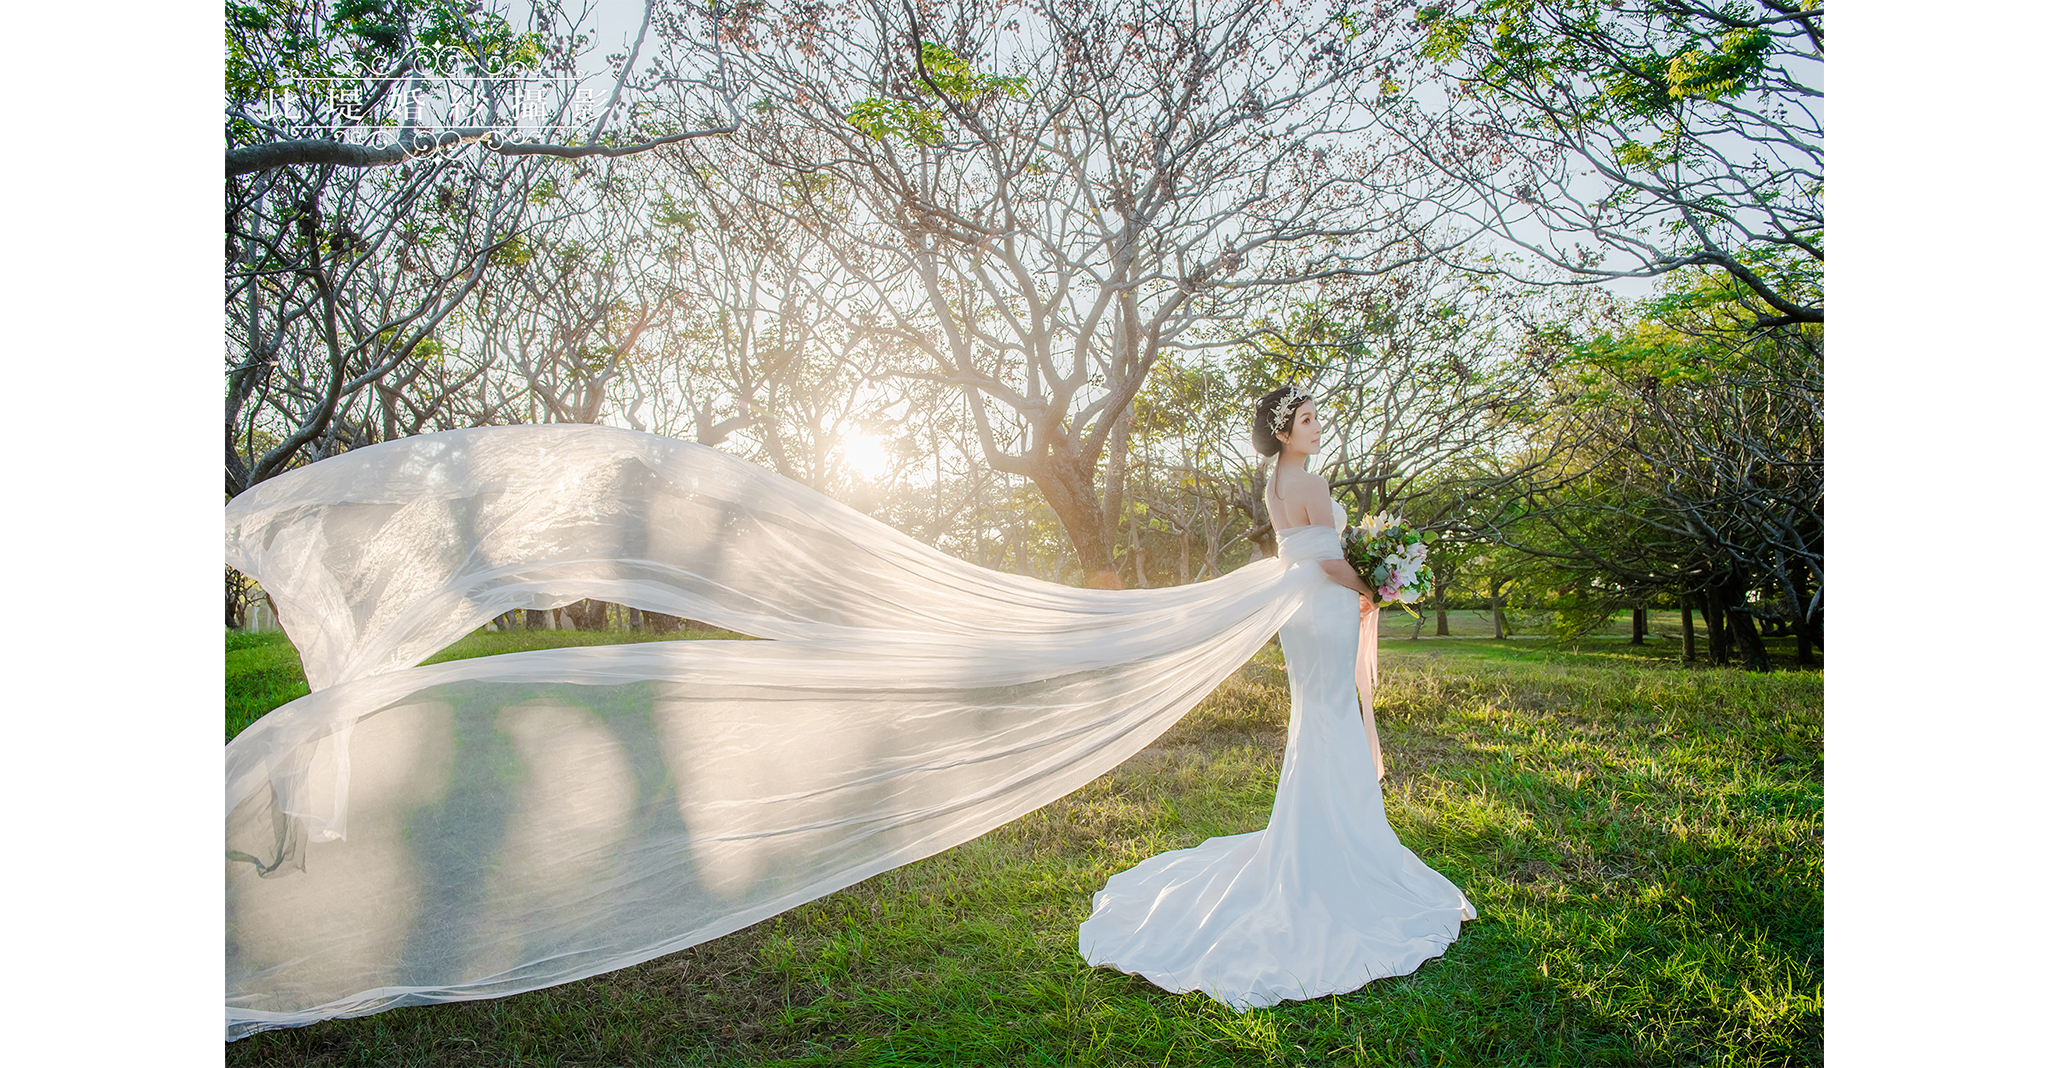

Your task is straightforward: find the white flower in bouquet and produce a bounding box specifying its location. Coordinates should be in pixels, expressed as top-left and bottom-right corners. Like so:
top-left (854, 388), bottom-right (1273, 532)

top-left (1340, 515), bottom-right (1439, 613)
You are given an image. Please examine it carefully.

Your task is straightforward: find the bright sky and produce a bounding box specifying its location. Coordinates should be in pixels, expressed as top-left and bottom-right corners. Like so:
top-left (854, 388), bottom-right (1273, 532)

top-left (525, 0), bottom-right (1692, 301)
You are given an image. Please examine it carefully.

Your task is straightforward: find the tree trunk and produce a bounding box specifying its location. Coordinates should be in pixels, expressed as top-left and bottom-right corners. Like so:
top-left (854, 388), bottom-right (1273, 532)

top-left (226, 572), bottom-right (246, 628)
top-left (1028, 449), bottom-right (1121, 589)
top-left (1103, 405), bottom-right (1132, 586)
top-left (1726, 605), bottom-right (1773, 672)
top-left (1710, 573), bottom-right (1772, 672)
top-left (1680, 600), bottom-right (1696, 662)
top-left (563, 599), bottom-right (605, 631)
top-left (1435, 593), bottom-right (1450, 636)
top-left (1782, 556), bottom-right (1821, 665)
top-left (1630, 606), bottom-right (1647, 645)
top-left (1129, 500), bottom-right (1148, 589)
top-left (1703, 595), bottom-right (1728, 666)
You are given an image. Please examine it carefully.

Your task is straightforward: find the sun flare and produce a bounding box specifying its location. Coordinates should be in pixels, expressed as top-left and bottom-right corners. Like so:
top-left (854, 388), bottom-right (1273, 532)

top-left (841, 432), bottom-right (892, 481)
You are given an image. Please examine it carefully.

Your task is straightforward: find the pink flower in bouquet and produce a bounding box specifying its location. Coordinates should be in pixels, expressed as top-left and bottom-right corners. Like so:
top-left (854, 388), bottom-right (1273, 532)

top-left (1380, 582), bottom-right (1402, 601)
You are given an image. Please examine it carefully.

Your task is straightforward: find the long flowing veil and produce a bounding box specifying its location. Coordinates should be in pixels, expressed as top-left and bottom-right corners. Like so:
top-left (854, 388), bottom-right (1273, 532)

top-left (224, 425), bottom-right (1324, 1040)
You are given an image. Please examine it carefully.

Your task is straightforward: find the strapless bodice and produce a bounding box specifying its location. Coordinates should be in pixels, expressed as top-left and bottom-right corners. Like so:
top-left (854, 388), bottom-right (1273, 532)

top-left (1275, 494), bottom-right (1346, 563)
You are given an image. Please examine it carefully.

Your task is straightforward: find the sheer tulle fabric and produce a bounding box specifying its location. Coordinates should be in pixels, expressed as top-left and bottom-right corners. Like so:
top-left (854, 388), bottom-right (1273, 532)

top-left (224, 425), bottom-right (1334, 1040)
top-left (1077, 508), bottom-right (1476, 1008)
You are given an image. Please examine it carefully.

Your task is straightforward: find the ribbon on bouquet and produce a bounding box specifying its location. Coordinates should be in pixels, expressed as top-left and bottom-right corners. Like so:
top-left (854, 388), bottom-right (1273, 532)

top-left (1356, 603), bottom-right (1384, 781)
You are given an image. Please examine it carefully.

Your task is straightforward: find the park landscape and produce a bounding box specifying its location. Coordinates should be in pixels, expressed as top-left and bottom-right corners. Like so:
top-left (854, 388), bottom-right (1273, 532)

top-left (227, 622), bottom-right (1820, 1066)
top-left (226, 0), bottom-right (1822, 1063)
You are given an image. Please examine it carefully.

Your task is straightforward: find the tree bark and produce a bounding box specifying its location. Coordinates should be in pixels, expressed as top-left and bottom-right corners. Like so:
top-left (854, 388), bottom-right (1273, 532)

top-left (1239, 465), bottom-right (1278, 562)
top-left (226, 568), bottom-right (247, 629)
top-left (563, 599), bottom-right (607, 632)
top-left (1703, 594), bottom-right (1728, 666)
top-left (1630, 606), bottom-right (1647, 645)
top-left (1709, 573), bottom-right (1772, 672)
top-left (1726, 604), bottom-right (1773, 672)
top-left (1782, 556), bottom-right (1821, 665)
top-left (1103, 405), bottom-right (1132, 585)
top-left (1680, 601), bottom-right (1696, 662)
top-left (1028, 448), bottom-right (1121, 588)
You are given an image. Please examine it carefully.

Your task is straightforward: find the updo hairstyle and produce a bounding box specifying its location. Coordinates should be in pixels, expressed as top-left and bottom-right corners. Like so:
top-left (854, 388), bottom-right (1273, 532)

top-left (1251, 386), bottom-right (1312, 458)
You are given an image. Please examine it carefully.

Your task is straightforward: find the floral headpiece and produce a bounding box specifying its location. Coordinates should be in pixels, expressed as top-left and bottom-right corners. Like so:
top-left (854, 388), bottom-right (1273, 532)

top-left (1269, 385), bottom-right (1312, 438)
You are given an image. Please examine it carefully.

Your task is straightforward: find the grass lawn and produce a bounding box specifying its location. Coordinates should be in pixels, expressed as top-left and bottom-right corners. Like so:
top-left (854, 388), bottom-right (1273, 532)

top-left (225, 628), bottom-right (1821, 1066)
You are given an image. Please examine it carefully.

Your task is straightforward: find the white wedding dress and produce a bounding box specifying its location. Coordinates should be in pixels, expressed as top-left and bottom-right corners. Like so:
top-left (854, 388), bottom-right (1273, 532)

top-left (222, 427), bottom-right (1469, 1038)
top-left (1078, 498), bottom-right (1476, 1008)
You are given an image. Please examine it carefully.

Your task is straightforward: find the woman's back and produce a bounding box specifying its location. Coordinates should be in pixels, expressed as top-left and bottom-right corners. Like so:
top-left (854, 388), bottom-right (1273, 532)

top-left (1267, 467), bottom-right (1332, 533)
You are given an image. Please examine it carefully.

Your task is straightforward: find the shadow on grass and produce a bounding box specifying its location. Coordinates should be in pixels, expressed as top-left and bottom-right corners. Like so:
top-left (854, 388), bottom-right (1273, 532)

top-left (225, 636), bottom-right (1821, 1067)
top-left (225, 626), bottom-right (755, 743)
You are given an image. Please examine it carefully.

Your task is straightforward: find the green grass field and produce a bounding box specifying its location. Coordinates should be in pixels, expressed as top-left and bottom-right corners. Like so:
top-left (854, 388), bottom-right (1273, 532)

top-left (226, 627), bottom-right (1821, 1066)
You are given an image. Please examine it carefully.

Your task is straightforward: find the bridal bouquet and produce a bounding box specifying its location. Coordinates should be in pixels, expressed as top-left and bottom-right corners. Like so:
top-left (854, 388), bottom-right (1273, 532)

top-left (1340, 512), bottom-right (1436, 617)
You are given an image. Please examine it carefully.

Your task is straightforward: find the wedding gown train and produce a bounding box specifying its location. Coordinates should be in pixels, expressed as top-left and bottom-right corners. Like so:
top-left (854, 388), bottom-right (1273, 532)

top-left (223, 426), bottom-right (1470, 1038)
top-left (1078, 503), bottom-right (1476, 1008)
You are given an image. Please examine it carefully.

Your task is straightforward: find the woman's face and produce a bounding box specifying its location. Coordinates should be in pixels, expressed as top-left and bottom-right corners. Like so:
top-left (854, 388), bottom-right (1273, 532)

top-left (1280, 400), bottom-right (1321, 455)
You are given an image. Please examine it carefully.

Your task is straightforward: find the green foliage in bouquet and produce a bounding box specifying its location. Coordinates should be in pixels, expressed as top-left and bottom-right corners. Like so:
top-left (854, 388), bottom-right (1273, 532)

top-left (1340, 513), bottom-right (1440, 620)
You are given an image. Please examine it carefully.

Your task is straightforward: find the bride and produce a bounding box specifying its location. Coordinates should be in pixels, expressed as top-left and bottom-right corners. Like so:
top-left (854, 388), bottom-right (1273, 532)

top-left (1078, 386), bottom-right (1476, 1008)
top-left (222, 391), bottom-right (1468, 1038)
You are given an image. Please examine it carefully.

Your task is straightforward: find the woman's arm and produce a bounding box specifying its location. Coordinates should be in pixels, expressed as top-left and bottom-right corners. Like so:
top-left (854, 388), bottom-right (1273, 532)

top-left (1320, 559), bottom-right (1375, 599)
top-left (1279, 475), bottom-right (1368, 596)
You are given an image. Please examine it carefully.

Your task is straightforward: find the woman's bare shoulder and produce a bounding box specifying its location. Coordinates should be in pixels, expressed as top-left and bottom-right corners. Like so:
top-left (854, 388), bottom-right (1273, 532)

top-left (1275, 469), bottom-right (1329, 497)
